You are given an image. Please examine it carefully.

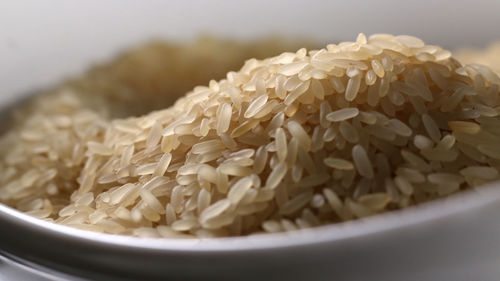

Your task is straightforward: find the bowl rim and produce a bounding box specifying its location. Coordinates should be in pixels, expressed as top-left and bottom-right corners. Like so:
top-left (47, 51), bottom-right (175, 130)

top-left (0, 180), bottom-right (498, 253)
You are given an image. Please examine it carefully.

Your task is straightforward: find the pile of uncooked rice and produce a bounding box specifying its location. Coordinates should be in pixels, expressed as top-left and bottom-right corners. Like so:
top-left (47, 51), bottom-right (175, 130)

top-left (1, 34), bottom-right (499, 238)
top-left (11, 36), bottom-right (318, 122)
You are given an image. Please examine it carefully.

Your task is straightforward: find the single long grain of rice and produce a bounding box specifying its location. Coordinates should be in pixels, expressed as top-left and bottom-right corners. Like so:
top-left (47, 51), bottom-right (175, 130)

top-left (326, 108), bottom-right (360, 122)
top-left (1, 34), bottom-right (499, 238)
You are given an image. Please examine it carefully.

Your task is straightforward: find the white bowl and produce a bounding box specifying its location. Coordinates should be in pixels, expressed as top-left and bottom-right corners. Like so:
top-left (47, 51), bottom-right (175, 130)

top-left (1, 183), bottom-right (500, 280)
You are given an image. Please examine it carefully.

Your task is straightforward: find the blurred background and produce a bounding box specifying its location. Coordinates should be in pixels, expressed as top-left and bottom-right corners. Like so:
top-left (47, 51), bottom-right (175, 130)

top-left (1, 0), bottom-right (498, 106)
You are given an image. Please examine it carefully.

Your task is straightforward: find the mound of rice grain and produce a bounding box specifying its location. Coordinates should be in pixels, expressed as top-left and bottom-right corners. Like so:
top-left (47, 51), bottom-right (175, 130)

top-left (11, 36), bottom-right (319, 124)
top-left (1, 33), bottom-right (500, 238)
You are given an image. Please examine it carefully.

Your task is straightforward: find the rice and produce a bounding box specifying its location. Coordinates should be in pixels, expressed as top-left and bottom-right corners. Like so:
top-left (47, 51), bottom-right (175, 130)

top-left (448, 121), bottom-right (481, 134)
top-left (421, 114), bottom-right (442, 142)
top-left (286, 121), bottom-right (311, 150)
top-left (352, 145), bottom-right (374, 179)
top-left (227, 177), bottom-right (254, 204)
top-left (264, 162), bottom-right (287, 190)
top-left (326, 108), bottom-right (360, 122)
top-left (275, 128), bottom-right (288, 162)
top-left (394, 176), bottom-right (414, 196)
top-left (345, 74), bottom-right (362, 101)
top-left (323, 158), bottom-right (354, 170)
top-left (0, 33), bottom-right (499, 238)
top-left (199, 199), bottom-right (231, 223)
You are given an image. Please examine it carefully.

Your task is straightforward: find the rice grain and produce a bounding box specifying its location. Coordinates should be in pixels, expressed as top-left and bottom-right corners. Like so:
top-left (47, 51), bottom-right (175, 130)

top-left (2, 34), bottom-right (499, 238)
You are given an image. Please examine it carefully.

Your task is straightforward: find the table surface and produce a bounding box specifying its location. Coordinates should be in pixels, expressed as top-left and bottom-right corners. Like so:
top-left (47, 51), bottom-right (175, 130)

top-left (0, 254), bottom-right (82, 281)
